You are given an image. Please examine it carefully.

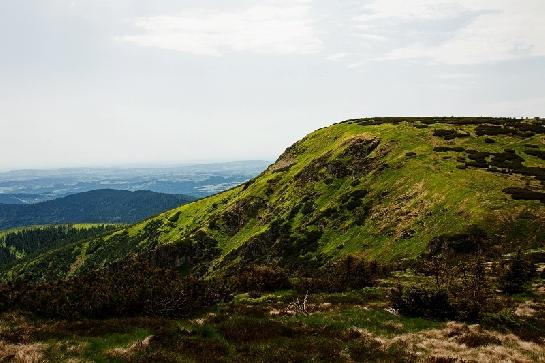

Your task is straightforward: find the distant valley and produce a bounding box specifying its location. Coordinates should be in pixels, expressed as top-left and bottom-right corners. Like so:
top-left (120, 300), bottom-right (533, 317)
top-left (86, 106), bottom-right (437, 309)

top-left (0, 189), bottom-right (194, 229)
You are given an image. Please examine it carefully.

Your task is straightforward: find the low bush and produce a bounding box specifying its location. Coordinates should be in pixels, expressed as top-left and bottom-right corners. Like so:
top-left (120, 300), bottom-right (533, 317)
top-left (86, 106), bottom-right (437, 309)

top-left (394, 256), bottom-right (494, 322)
top-left (293, 256), bottom-right (388, 293)
top-left (455, 331), bottom-right (501, 347)
top-left (503, 187), bottom-right (545, 203)
top-left (433, 129), bottom-right (470, 140)
top-left (0, 256), bottom-right (229, 319)
top-left (498, 250), bottom-right (536, 295)
top-left (475, 125), bottom-right (513, 136)
top-left (433, 146), bottom-right (465, 152)
top-left (339, 189), bottom-right (368, 211)
top-left (390, 284), bottom-right (454, 320)
top-left (427, 226), bottom-right (488, 256)
top-left (232, 264), bottom-right (291, 293)
top-left (525, 148), bottom-right (545, 160)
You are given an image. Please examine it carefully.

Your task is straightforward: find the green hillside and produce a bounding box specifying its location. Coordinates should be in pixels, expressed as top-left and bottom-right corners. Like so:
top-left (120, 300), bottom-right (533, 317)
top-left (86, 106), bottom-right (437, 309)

top-left (0, 224), bottom-right (121, 269)
top-left (7, 117), bottom-right (545, 281)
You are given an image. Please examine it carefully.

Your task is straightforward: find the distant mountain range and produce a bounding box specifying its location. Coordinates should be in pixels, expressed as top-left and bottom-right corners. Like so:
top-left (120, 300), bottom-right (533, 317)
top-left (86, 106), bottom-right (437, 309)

top-left (0, 194), bottom-right (45, 204)
top-left (0, 189), bottom-right (194, 229)
top-left (0, 160), bottom-right (270, 202)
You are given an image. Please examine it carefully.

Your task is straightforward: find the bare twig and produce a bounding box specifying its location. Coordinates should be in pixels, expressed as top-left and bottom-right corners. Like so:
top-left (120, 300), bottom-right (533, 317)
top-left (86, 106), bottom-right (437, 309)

top-left (287, 291), bottom-right (310, 316)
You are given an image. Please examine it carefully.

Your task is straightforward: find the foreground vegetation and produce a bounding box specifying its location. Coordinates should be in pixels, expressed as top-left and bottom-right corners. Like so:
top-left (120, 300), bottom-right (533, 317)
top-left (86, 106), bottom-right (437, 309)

top-left (1, 255), bottom-right (544, 362)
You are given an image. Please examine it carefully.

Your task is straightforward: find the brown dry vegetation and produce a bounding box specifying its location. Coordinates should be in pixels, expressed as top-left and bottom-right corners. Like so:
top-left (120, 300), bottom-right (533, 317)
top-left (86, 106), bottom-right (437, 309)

top-left (0, 341), bottom-right (45, 363)
top-left (390, 322), bottom-right (545, 362)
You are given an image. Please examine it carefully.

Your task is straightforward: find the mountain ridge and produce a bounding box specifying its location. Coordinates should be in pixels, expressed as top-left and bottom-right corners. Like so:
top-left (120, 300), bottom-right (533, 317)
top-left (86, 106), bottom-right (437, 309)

top-left (7, 117), bottom-right (545, 281)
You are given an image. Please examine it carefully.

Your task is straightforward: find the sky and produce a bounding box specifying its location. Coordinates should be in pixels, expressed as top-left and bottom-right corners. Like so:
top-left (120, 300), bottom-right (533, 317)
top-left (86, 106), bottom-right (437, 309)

top-left (1, 0), bottom-right (544, 170)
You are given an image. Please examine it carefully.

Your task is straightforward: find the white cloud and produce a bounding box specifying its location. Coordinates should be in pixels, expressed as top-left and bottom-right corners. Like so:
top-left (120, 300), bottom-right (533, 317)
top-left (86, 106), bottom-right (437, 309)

top-left (354, 0), bottom-right (545, 65)
top-left (436, 72), bottom-right (476, 80)
top-left (325, 52), bottom-right (348, 61)
top-left (117, 0), bottom-right (321, 56)
top-left (355, 0), bottom-right (467, 23)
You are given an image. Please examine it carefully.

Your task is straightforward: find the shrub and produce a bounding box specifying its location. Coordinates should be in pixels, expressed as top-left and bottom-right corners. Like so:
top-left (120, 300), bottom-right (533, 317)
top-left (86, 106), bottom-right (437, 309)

top-left (433, 146), bottom-right (465, 152)
top-left (448, 258), bottom-right (492, 322)
top-left (332, 256), bottom-right (382, 289)
top-left (390, 284), bottom-right (454, 320)
top-left (481, 310), bottom-right (545, 342)
top-left (525, 148), bottom-right (545, 160)
top-left (503, 187), bottom-right (545, 203)
top-left (498, 250), bottom-right (536, 294)
top-left (456, 331), bottom-right (500, 347)
top-left (427, 226), bottom-right (488, 256)
top-left (232, 264), bottom-right (291, 293)
top-left (475, 125), bottom-right (513, 136)
top-left (1, 256), bottom-right (229, 319)
top-left (339, 189), bottom-right (368, 211)
top-left (300, 200), bottom-right (314, 215)
top-left (293, 256), bottom-right (387, 293)
top-left (395, 256), bottom-right (494, 321)
top-left (168, 211), bottom-right (181, 223)
top-left (433, 129), bottom-right (469, 140)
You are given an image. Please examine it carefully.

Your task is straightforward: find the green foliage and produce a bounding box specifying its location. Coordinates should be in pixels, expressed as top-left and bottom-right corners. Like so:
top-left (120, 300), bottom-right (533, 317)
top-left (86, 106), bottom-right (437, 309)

top-left (4, 116), bottom-right (545, 360)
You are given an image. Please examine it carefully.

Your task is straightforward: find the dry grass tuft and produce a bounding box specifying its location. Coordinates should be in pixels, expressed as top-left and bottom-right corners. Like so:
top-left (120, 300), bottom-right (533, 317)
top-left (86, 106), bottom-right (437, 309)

top-left (388, 322), bottom-right (545, 362)
top-left (268, 157), bottom-right (296, 173)
top-left (0, 341), bottom-right (46, 363)
top-left (106, 335), bottom-right (153, 359)
top-left (515, 301), bottom-right (539, 317)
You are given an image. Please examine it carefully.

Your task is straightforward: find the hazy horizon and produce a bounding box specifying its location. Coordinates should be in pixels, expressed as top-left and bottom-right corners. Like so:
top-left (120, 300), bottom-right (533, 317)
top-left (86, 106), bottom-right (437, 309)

top-left (0, 159), bottom-right (273, 173)
top-left (2, 0), bottom-right (544, 170)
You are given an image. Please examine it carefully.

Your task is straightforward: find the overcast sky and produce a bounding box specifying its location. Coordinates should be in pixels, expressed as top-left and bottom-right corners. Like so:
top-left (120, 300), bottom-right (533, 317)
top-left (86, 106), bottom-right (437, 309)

top-left (1, 0), bottom-right (544, 170)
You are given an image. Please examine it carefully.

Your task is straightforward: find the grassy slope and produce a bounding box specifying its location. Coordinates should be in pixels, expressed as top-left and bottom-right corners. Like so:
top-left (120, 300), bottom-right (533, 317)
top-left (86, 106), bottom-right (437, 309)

top-left (0, 224), bottom-right (124, 274)
top-left (8, 118), bottom-right (545, 280)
